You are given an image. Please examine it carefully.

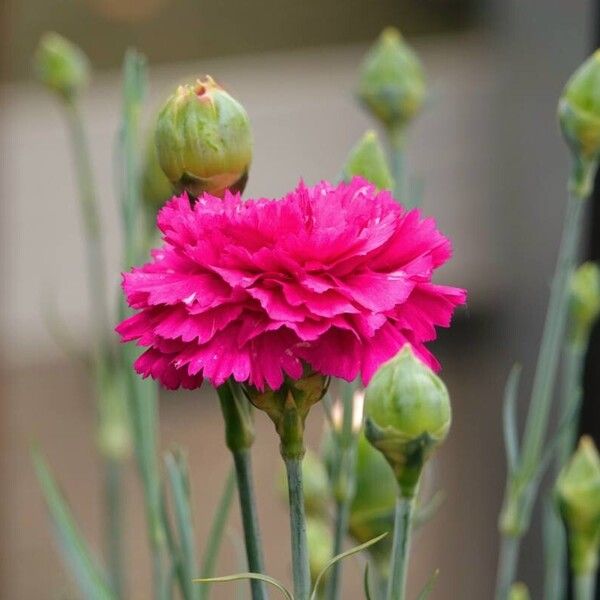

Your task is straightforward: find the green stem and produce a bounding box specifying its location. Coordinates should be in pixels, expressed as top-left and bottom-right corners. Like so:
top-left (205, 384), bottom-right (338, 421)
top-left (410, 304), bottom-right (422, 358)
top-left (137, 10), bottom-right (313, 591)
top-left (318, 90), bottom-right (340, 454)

top-left (495, 536), bottom-right (520, 600)
top-left (64, 100), bottom-right (124, 595)
top-left (233, 450), bottom-right (268, 600)
top-left (64, 102), bottom-right (111, 355)
top-left (325, 382), bottom-right (359, 600)
top-left (327, 500), bottom-right (350, 600)
top-left (545, 342), bottom-right (586, 600)
top-left (284, 457), bottom-right (311, 600)
top-left (574, 572), bottom-right (596, 600)
top-left (105, 458), bottom-right (124, 599)
top-left (389, 128), bottom-right (406, 206)
top-left (387, 496), bottom-right (414, 600)
top-left (520, 193), bottom-right (585, 481)
top-left (496, 190), bottom-right (587, 596)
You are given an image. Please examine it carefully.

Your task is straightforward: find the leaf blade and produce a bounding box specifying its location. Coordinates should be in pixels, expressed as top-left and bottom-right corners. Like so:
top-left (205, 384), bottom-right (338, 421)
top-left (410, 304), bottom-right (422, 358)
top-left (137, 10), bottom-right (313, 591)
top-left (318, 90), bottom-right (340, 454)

top-left (310, 533), bottom-right (388, 600)
top-left (32, 447), bottom-right (114, 600)
top-left (194, 572), bottom-right (293, 600)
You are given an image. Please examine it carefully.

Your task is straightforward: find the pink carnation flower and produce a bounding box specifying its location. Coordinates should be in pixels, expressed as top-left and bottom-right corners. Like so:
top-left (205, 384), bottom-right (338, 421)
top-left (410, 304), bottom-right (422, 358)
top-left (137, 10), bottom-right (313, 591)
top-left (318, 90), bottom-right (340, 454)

top-left (116, 177), bottom-right (466, 391)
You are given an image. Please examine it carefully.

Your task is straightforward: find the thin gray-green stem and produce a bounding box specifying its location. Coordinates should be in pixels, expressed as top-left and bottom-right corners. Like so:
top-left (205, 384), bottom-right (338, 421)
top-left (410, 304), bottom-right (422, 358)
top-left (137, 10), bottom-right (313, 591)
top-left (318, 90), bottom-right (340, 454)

top-left (389, 127), bottom-right (406, 206)
top-left (326, 383), bottom-right (359, 600)
top-left (64, 102), bottom-right (111, 354)
top-left (545, 341), bottom-right (586, 600)
top-left (118, 51), bottom-right (169, 600)
top-left (285, 457), bottom-right (311, 600)
top-left (575, 572), bottom-right (596, 600)
top-left (105, 458), bottom-right (124, 598)
top-left (64, 100), bottom-right (123, 597)
top-left (495, 536), bottom-right (520, 600)
top-left (496, 190), bottom-right (586, 598)
top-left (233, 449), bottom-right (268, 600)
top-left (519, 195), bottom-right (586, 478)
top-left (387, 496), bottom-right (414, 600)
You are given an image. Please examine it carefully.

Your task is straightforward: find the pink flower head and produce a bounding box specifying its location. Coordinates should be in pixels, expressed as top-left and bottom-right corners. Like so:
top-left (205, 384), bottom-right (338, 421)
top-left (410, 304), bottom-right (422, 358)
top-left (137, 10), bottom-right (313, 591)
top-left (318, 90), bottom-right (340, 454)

top-left (116, 177), bottom-right (466, 391)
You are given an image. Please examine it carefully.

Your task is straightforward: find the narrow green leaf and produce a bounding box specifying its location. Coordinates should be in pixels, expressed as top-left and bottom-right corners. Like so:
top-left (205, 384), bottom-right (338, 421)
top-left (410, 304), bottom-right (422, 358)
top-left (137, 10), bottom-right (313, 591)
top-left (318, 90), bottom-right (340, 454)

top-left (32, 447), bottom-right (114, 600)
top-left (363, 563), bottom-right (373, 600)
top-left (193, 573), bottom-right (293, 600)
top-left (310, 532), bottom-right (388, 600)
top-left (342, 130), bottom-right (394, 190)
top-left (416, 569), bottom-right (440, 600)
top-left (165, 450), bottom-right (198, 600)
top-left (198, 467), bottom-right (236, 600)
top-left (503, 364), bottom-right (522, 474)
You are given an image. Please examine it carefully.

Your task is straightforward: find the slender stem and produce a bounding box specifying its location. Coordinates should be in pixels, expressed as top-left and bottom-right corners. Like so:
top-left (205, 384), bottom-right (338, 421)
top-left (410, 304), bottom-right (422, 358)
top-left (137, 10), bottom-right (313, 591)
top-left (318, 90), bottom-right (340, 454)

top-left (496, 192), bottom-right (586, 597)
top-left (284, 457), bottom-right (311, 600)
top-left (389, 127), bottom-right (406, 206)
top-left (495, 536), bottom-right (520, 600)
top-left (520, 194), bottom-right (585, 478)
top-left (387, 496), bottom-right (414, 600)
top-left (105, 458), bottom-right (124, 598)
top-left (574, 572), bottom-right (596, 600)
top-left (326, 499), bottom-right (351, 600)
top-left (545, 342), bottom-right (586, 600)
top-left (233, 449), bottom-right (268, 600)
top-left (326, 382), bottom-right (359, 600)
top-left (64, 100), bottom-right (124, 595)
top-left (64, 102), bottom-right (112, 355)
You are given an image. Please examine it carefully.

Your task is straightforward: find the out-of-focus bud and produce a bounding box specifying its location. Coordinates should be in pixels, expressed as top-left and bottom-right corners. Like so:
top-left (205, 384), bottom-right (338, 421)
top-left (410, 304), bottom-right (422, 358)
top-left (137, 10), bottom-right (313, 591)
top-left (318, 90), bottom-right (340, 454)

top-left (155, 76), bottom-right (252, 198)
top-left (34, 32), bottom-right (90, 103)
top-left (357, 27), bottom-right (425, 134)
top-left (508, 582), bottom-right (531, 600)
top-left (142, 128), bottom-right (174, 215)
top-left (342, 130), bottom-right (394, 190)
top-left (277, 449), bottom-right (330, 517)
top-left (348, 432), bottom-right (396, 574)
top-left (306, 517), bottom-right (333, 586)
top-left (569, 262), bottom-right (600, 345)
top-left (556, 436), bottom-right (600, 575)
top-left (558, 51), bottom-right (600, 197)
top-left (245, 373), bottom-right (329, 460)
top-left (364, 346), bottom-right (451, 498)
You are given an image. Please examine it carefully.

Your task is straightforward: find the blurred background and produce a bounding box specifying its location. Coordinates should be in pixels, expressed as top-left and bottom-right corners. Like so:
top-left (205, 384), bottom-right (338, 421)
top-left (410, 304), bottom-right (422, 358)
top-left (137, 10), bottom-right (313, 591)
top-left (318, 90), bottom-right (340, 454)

top-left (0, 0), bottom-right (596, 597)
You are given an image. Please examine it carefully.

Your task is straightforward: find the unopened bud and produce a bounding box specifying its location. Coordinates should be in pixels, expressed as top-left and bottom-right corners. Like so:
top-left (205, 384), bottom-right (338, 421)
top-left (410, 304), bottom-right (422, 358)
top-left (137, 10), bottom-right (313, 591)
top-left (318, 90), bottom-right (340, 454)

top-left (556, 436), bottom-right (600, 575)
top-left (342, 131), bottom-right (393, 190)
top-left (558, 51), bottom-right (600, 197)
top-left (508, 582), bottom-right (531, 600)
top-left (570, 262), bottom-right (600, 345)
top-left (142, 128), bottom-right (174, 215)
top-left (364, 346), bottom-right (451, 498)
top-left (357, 28), bottom-right (426, 134)
top-left (34, 32), bottom-right (90, 102)
top-left (306, 517), bottom-right (333, 586)
top-left (155, 76), bottom-right (252, 198)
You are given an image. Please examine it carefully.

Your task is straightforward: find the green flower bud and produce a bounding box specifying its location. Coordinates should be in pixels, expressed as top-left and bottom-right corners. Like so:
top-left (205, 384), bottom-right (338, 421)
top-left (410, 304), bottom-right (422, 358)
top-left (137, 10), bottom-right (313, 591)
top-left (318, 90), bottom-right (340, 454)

top-left (558, 51), bottom-right (600, 197)
top-left (245, 373), bottom-right (328, 460)
top-left (34, 32), bottom-right (90, 103)
top-left (142, 128), bottom-right (174, 214)
top-left (277, 449), bottom-right (330, 517)
top-left (155, 76), bottom-right (252, 198)
top-left (347, 432), bottom-right (396, 574)
top-left (570, 262), bottom-right (600, 345)
top-left (357, 28), bottom-right (426, 134)
top-left (556, 436), bottom-right (600, 575)
top-left (364, 346), bottom-right (451, 498)
top-left (342, 130), bottom-right (394, 190)
top-left (508, 582), bottom-right (531, 600)
top-left (306, 517), bottom-right (333, 586)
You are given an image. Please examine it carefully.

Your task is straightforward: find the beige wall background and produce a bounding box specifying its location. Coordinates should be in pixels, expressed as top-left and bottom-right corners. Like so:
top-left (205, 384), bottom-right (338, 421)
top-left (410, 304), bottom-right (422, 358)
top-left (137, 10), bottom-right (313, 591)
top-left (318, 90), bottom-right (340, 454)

top-left (1, 0), bottom-right (595, 597)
